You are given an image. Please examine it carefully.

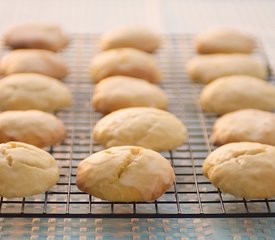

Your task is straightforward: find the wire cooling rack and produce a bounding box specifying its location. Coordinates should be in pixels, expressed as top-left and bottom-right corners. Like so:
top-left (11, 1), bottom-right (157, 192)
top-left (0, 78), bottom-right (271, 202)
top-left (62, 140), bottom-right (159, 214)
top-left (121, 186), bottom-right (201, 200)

top-left (0, 34), bottom-right (275, 218)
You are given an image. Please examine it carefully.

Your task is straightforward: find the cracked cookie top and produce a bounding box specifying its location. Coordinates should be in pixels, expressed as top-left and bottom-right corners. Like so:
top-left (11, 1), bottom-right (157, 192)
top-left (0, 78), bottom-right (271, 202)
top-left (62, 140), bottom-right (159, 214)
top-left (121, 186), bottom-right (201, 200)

top-left (203, 142), bottom-right (275, 199)
top-left (76, 146), bottom-right (175, 202)
top-left (0, 141), bottom-right (59, 198)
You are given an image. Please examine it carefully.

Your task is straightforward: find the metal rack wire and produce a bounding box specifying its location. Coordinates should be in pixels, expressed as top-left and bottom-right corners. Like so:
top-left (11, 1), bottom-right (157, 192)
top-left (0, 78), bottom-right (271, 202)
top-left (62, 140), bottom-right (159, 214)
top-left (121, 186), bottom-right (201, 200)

top-left (0, 34), bottom-right (275, 218)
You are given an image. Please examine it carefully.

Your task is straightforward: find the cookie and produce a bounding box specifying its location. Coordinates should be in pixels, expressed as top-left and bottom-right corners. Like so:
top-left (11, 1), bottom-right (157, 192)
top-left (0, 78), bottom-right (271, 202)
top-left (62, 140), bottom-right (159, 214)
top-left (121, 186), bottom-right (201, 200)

top-left (211, 109), bottom-right (275, 146)
top-left (100, 26), bottom-right (160, 53)
top-left (0, 49), bottom-right (68, 79)
top-left (195, 28), bottom-right (255, 54)
top-left (200, 75), bottom-right (275, 114)
top-left (203, 142), bottom-right (275, 199)
top-left (3, 22), bottom-right (68, 52)
top-left (186, 54), bottom-right (267, 84)
top-left (92, 76), bottom-right (168, 114)
top-left (89, 48), bottom-right (161, 83)
top-left (93, 107), bottom-right (187, 151)
top-left (76, 146), bottom-right (175, 202)
top-left (0, 141), bottom-right (59, 198)
top-left (0, 73), bottom-right (72, 111)
top-left (0, 110), bottom-right (66, 148)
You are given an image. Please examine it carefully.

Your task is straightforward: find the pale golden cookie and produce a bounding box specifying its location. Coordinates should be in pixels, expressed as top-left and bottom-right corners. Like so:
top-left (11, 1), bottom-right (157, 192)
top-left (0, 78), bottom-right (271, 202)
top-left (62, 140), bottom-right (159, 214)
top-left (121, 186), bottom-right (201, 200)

top-left (3, 22), bottom-right (68, 51)
top-left (89, 48), bottom-right (161, 83)
top-left (0, 141), bottom-right (59, 198)
top-left (0, 73), bottom-right (72, 111)
top-left (76, 146), bottom-right (175, 202)
top-left (0, 110), bottom-right (66, 148)
top-left (200, 75), bottom-right (275, 114)
top-left (203, 142), bottom-right (275, 199)
top-left (0, 49), bottom-right (68, 79)
top-left (93, 107), bottom-right (187, 151)
top-left (92, 76), bottom-right (168, 114)
top-left (195, 28), bottom-right (255, 54)
top-left (211, 109), bottom-right (275, 146)
top-left (100, 26), bottom-right (160, 53)
top-left (186, 54), bottom-right (267, 84)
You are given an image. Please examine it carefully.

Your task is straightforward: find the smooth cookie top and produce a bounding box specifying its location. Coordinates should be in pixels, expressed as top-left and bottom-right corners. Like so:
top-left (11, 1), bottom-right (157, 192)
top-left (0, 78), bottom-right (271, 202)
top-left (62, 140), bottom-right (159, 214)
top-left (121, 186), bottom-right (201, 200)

top-left (93, 107), bottom-right (187, 151)
top-left (0, 73), bottom-right (72, 111)
top-left (92, 76), bottom-right (168, 114)
top-left (3, 22), bottom-right (68, 51)
top-left (100, 26), bottom-right (161, 53)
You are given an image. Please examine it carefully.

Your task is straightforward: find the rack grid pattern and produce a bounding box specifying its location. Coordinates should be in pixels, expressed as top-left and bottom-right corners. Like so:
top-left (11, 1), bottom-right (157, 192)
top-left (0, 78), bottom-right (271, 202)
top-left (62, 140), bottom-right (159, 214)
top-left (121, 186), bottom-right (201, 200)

top-left (0, 34), bottom-right (275, 218)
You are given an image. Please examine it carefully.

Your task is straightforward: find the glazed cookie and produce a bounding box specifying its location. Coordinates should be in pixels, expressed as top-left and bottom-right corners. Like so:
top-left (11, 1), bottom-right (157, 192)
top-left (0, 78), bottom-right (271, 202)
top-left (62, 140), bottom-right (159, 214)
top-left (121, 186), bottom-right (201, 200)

top-left (100, 26), bottom-right (161, 53)
top-left (211, 109), bottom-right (275, 146)
top-left (76, 146), bottom-right (175, 202)
top-left (92, 76), bottom-right (168, 114)
top-left (0, 49), bottom-right (68, 79)
top-left (195, 28), bottom-right (255, 54)
top-left (203, 142), bottom-right (275, 199)
top-left (3, 22), bottom-right (68, 51)
top-left (89, 48), bottom-right (161, 83)
top-left (200, 75), bottom-right (275, 114)
top-left (0, 110), bottom-right (66, 148)
top-left (0, 141), bottom-right (59, 198)
top-left (93, 107), bottom-right (187, 151)
top-left (186, 54), bottom-right (267, 84)
top-left (0, 73), bottom-right (72, 111)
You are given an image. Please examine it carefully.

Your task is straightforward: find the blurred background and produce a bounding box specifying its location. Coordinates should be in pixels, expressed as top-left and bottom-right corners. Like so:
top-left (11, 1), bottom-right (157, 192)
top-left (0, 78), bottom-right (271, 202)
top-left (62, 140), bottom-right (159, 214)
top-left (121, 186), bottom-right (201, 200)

top-left (0, 0), bottom-right (274, 65)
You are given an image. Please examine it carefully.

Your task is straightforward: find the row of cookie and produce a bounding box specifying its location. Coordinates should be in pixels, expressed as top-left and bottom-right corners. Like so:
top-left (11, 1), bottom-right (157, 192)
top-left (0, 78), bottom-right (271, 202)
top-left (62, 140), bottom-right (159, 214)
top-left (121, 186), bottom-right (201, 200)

top-left (0, 23), bottom-right (72, 199)
top-left (1, 129), bottom-right (181, 202)
top-left (189, 29), bottom-right (275, 145)
top-left (1, 22), bottom-right (69, 79)
top-left (190, 30), bottom-right (275, 144)
top-left (202, 80), bottom-right (275, 200)
top-left (0, 23), bottom-right (73, 149)
top-left (187, 28), bottom-right (275, 200)
top-left (88, 26), bottom-right (188, 151)
top-left (0, 26), bottom-right (182, 202)
top-left (88, 27), bottom-right (163, 114)
top-left (185, 28), bottom-right (275, 114)
top-left (76, 27), bottom-right (189, 202)
top-left (186, 28), bottom-right (267, 83)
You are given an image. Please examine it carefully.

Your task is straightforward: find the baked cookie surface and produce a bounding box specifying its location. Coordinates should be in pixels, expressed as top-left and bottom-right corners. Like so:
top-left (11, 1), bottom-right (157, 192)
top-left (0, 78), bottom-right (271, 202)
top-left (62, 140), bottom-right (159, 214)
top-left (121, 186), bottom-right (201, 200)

top-left (195, 28), bottom-right (255, 54)
top-left (76, 146), bottom-right (175, 202)
top-left (186, 54), bottom-right (267, 84)
top-left (93, 107), bottom-right (187, 151)
top-left (100, 26), bottom-right (160, 53)
top-left (92, 76), bottom-right (168, 114)
top-left (211, 109), bottom-right (275, 146)
top-left (203, 142), bottom-right (275, 199)
top-left (0, 141), bottom-right (59, 198)
top-left (0, 73), bottom-right (72, 111)
top-left (0, 110), bottom-right (66, 148)
top-left (200, 75), bottom-right (275, 114)
top-left (0, 49), bottom-right (68, 79)
top-left (89, 48), bottom-right (161, 83)
top-left (3, 22), bottom-right (68, 51)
